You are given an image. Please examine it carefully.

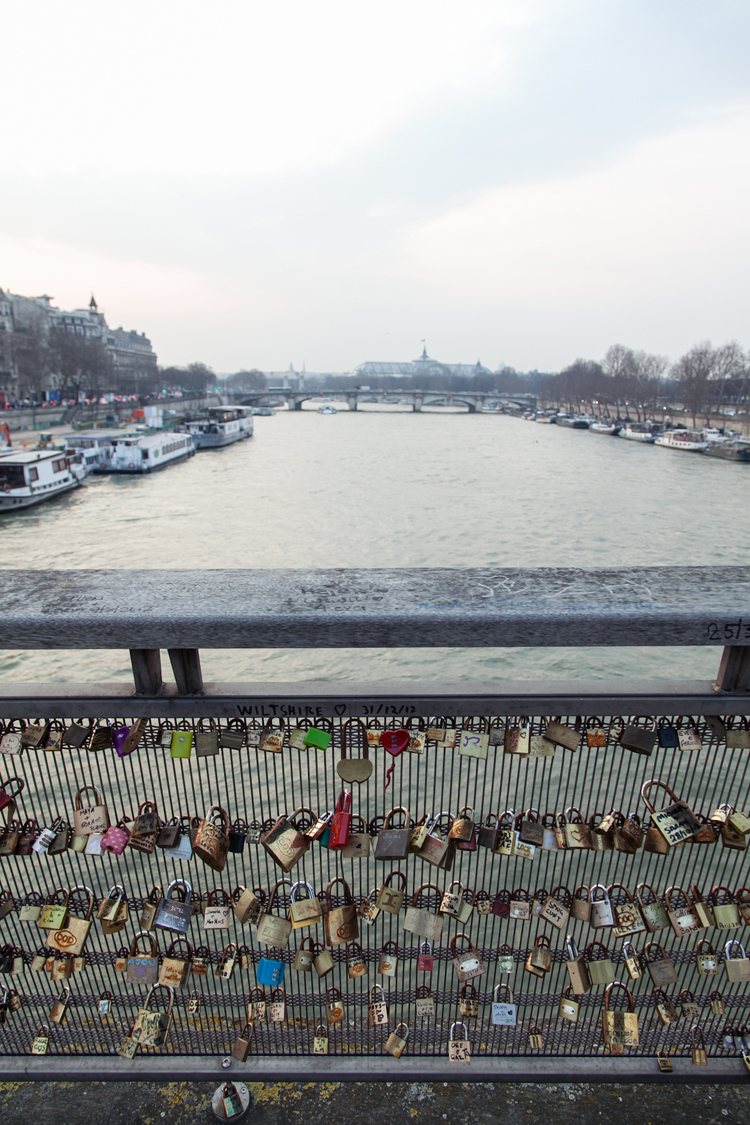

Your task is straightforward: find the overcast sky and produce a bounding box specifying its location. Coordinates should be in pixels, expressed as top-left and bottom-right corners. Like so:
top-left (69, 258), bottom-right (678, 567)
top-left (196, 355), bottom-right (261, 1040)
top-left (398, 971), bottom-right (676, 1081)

top-left (2, 0), bottom-right (749, 373)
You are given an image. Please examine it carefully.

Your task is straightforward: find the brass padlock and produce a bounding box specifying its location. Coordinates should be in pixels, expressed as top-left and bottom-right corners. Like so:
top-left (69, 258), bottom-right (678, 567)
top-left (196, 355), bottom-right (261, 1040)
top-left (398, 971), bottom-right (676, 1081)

top-left (232, 1022), bottom-right (253, 1061)
top-left (269, 988), bottom-right (286, 1023)
top-left (653, 988), bottom-right (678, 1026)
top-left (385, 1023), bottom-right (409, 1058)
top-left (368, 984), bottom-right (388, 1027)
top-left (326, 985), bottom-right (345, 1024)
top-left (313, 1024), bottom-right (329, 1055)
top-left (696, 939), bottom-right (718, 975)
top-left (459, 983), bottom-right (479, 1019)
top-left (528, 1024), bottom-right (544, 1050)
top-left (691, 1026), bottom-right (708, 1066)
top-left (415, 984), bottom-right (434, 1022)
top-left (378, 940), bottom-right (398, 978)
top-left (680, 990), bottom-right (700, 1021)
top-left (448, 1022), bottom-right (472, 1062)
top-left (644, 941), bottom-right (678, 987)
top-left (293, 937), bottom-right (314, 972)
top-left (449, 806), bottom-right (475, 842)
top-left (558, 985), bottom-right (579, 1023)
top-left (710, 990), bottom-right (725, 1016)
top-left (346, 940), bottom-right (368, 979)
top-left (622, 940), bottom-right (642, 981)
top-left (656, 1050), bottom-right (673, 1072)
top-left (376, 871), bottom-right (407, 915)
top-left (50, 985), bottom-right (70, 1024)
top-left (31, 1025), bottom-right (50, 1054)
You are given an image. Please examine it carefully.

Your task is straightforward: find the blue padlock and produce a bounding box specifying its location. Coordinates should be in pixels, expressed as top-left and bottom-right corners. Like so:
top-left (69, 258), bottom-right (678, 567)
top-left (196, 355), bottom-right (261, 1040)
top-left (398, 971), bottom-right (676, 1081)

top-left (257, 955), bottom-right (285, 987)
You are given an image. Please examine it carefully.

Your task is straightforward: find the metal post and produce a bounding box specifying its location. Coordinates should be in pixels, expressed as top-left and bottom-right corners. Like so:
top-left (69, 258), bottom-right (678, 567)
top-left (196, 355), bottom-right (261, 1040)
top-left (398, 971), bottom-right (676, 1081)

top-left (167, 647), bottom-right (204, 694)
top-left (129, 648), bottom-right (163, 695)
top-left (714, 645), bottom-right (750, 692)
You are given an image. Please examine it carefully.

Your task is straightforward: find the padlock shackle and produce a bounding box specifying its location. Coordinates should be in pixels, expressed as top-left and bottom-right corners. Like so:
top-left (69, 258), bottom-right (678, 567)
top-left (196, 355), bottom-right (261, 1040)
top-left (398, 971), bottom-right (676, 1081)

top-left (381, 940), bottom-right (398, 955)
top-left (644, 941), bottom-right (668, 962)
top-left (606, 882), bottom-right (634, 903)
top-left (324, 876), bottom-right (354, 907)
top-left (450, 932), bottom-right (476, 956)
top-left (710, 884), bottom-right (735, 905)
top-left (450, 1022), bottom-right (469, 1039)
top-left (664, 885), bottom-right (693, 910)
top-left (604, 982), bottom-right (634, 1011)
top-left (165, 936), bottom-right (193, 959)
top-left (369, 984), bottom-right (385, 1001)
top-left (74, 784), bottom-right (103, 809)
top-left (165, 879), bottom-right (192, 902)
top-left (129, 931), bottom-right (158, 957)
top-left (493, 983), bottom-right (513, 1002)
top-left (641, 779), bottom-right (681, 814)
top-left (382, 806), bottom-right (411, 830)
top-left (69, 885), bottom-right (95, 919)
top-left (383, 870), bottom-right (407, 891)
top-left (725, 940), bottom-right (747, 959)
top-left (411, 882), bottom-right (442, 906)
top-left (205, 887), bottom-right (231, 907)
top-left (289, 881), bottom-right (316, 903)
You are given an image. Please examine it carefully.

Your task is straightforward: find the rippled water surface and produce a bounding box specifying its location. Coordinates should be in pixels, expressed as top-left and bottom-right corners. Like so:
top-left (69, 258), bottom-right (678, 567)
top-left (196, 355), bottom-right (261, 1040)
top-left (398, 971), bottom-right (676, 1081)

top-left (1, 405), bottom-right (746, 684)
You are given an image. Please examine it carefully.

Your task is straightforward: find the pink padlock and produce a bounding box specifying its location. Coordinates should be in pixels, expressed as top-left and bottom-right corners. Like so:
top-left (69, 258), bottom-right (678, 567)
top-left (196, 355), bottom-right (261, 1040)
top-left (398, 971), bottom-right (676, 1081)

top-left (100, 818), bottom-right (131, 856)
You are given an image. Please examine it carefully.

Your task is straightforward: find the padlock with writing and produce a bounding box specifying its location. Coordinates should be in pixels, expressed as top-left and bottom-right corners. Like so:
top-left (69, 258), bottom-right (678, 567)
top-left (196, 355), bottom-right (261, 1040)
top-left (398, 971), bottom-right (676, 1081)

top-left (459, 982), bottom-right (479, 1019)
top-left (491, 983), bottom-right (516, 1026)
top-left (187, 990), bottom-right (201, 1015)
top-left (232, 1022), bottom-right (253, 1061)
top-left (346, 940), bottom-right (368, 979)
top-left (368, 984), bottom-right (388, 1026)
top-left (313, 1024), bottom-right (329, 1054)
top-left (222, 1083), bottom-right (244, 1119)
top-left (326, 985), bottom-right (345, 1024)
top-left (644, 941), bottom-right (678, 987)
top-left (155, 880), bottom-right (193, 934)
top-left (415, 984), bottom-right (434, 1021)
top-left (378, 940), bottom-right (398, 978)
top-left (216, 942), bottom-right (238, 980)
top-left (31, 1024), bottom-right (50, 1054)
top-left (448, 1022), bottom-right (471, 1062)
top-left (622, 940), bottom-right (642, 981)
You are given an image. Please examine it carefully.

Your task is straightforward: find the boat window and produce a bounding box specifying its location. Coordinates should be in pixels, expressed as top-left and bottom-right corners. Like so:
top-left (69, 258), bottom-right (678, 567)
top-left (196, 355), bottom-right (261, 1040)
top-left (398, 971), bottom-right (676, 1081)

top-left (52, 459), bottom-right (67, 473)
top-left (28, 467), bottom-right (39, 482)
top-left (142, 449), bottom-right (149, 459)
top-left (0, 465), bottom-right (26, 489)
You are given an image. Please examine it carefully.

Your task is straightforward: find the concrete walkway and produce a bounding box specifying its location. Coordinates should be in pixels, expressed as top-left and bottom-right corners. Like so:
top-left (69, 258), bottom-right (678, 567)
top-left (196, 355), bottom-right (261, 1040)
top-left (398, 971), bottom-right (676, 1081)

top-left (0, 1081), bottom-right (748, 1124)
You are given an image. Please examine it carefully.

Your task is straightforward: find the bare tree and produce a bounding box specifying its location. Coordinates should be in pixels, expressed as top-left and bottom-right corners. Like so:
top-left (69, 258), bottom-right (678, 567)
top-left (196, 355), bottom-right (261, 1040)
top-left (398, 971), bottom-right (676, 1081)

top-left (11, 320), bottom-right (53, 402)
top-left (670, 341), bottom-right (715, 427)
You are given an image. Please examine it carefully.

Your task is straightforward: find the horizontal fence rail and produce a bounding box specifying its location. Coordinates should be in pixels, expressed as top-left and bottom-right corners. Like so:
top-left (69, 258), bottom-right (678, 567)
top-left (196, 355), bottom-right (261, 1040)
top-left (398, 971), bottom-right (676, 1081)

top-left (0, 567), bottom-right (749, 1083)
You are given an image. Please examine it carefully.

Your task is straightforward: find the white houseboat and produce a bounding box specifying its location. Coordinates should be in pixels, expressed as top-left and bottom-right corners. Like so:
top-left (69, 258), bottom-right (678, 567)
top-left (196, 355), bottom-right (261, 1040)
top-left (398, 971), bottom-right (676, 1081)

top-left (64, 431), bottom-right (118, 473)
top-left (0, 448), bottom-right (87, 510)
top-left (654, 430), bottom-right (709, 453)
top-left (619, 423), bottom-right (657, 443)
top-left (177, 407), bottom-right (253, 450)
top-left (107, 431), bottom-right (194, 473)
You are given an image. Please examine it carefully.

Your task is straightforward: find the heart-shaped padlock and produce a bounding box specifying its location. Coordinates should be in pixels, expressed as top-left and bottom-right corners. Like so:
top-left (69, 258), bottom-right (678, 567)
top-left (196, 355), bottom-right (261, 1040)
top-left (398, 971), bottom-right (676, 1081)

top-left (381, 730), bottom-right (409, 791)
top-left (337, 720), bottom-right (374, 784)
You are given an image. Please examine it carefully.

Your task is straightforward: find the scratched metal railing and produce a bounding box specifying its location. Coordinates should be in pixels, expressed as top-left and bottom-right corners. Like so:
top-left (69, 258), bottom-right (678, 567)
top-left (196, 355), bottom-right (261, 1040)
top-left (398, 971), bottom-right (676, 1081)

top-left (0, 567), bottom-right (749, 1082)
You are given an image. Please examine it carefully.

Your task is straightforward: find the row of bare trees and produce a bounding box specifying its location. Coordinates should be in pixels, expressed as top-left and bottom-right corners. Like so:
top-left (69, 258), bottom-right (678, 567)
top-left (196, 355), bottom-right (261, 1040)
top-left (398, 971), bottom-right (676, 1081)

top-left (540, 342), bottom-right (749, 425)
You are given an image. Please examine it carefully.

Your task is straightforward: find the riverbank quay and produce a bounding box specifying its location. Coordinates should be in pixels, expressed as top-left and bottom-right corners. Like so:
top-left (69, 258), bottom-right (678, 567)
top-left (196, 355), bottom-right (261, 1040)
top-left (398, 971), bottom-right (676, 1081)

top-left (0, 1079), bottom-right (748, 1124)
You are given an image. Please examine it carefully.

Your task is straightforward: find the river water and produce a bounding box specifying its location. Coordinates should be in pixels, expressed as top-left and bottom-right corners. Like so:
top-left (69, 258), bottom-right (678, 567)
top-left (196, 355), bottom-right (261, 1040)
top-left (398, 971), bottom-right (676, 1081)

top-left (1, 404), bottom-right (746, 685)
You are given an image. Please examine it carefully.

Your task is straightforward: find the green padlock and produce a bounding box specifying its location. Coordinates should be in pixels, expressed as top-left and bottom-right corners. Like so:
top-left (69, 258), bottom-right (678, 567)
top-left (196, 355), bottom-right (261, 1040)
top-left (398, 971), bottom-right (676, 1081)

top-left (170, 731), bottom-right (193, 760)
top-left (304, 727), bottom-right (331, 750)
top-left (319, 824), bottom-right (332, 847)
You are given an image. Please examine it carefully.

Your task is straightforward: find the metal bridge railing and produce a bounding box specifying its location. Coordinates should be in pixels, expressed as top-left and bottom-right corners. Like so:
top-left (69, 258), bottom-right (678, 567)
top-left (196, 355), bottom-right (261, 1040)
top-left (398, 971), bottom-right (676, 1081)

top-left (0, 567), bottom-right (749, 1083)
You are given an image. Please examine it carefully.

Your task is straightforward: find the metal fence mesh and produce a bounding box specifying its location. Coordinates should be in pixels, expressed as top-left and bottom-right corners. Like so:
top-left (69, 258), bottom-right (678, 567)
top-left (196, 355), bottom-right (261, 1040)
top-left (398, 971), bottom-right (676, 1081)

top-left (0, 711), bottom-right (749, 1060)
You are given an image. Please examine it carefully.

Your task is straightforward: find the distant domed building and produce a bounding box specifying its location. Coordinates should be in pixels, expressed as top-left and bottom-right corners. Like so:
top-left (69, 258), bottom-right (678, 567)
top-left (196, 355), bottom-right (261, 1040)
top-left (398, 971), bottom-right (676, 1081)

top-left (352, 346), bottom-right (492, 381)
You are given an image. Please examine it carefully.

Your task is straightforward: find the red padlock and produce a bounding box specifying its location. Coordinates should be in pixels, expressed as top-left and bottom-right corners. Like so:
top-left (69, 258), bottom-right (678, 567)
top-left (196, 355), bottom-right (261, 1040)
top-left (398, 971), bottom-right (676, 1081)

top-left (457, 828), bottom-right (478, 852)
top-left (418, 941), bottom-right (434, 972)
top-left (328, 790), bottom-right (352, 849)
top-left (0, 778), bottom-right (24, 812)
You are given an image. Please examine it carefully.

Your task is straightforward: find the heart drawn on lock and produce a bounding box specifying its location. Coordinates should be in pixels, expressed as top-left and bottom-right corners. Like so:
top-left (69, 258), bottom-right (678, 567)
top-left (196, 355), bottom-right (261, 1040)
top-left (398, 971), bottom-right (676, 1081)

top-left (381, 730), bottom-right (409, 791)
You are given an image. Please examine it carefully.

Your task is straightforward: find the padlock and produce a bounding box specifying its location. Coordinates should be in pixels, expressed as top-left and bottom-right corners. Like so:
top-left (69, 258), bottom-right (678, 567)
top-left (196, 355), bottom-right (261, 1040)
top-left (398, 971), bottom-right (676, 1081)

top-left (376, 871), bottom-right (407, 915)
top-left (47, 885), bottom-right (95, 954)
top-left (98, 990), bottom-right (112, 1018)
top-left (21, 720), bottom-right (49, 748)
top-left (440, 880), bottom-right (466, 920)
top-left (293, 937), bottom-right (315, 971)
top-left (711, 886), bottom-right (741, 930)
top-left (313, 1024), bottom-right (329, 1054)
top-left (269, 987), bottom-right (286, 1023)
top-left (126, 931), bottom-right (160, 985)
top-left (114, 947), bottom-right (129, 973)
top-left (193, 804), bottom-right (230, 872)
top-left (564, 807), bottom-right (592, 849)
top-left (657, 1050), bottom-right (673, 1073)
top-left (543, 718), bottom-right (580, 751)
top-left (415, 984), bottom-right (435, 1021)
top-left (232, 885), bottom-right (262, 926)
top-left (139, 887), bottom-right (163, 932)
top-left (587, 811), bottom-right (612, 853)
top-left (602, 982), bottom-right (639, 1047)
top-left (451, 933), bottom-right (485, 982)
top-left (341, 814), bottom-right (371, 858)
top-left (729, 807), bottom-right (750, 836)
top-left (680, 989), bottom-right (700, 1021)
top-left (653, 988), bottom-right (678, 1026)
top-left (326, 985), bottom-right (345, 1024)
top-left (232, 1022), bottom-right (254, 1061)
top-left (518, 808), bottom-right (544, 846)
top-left (609, 884), bottom-right (646, 938)
top-left (98, 886), bottom-right (129, 936)
top-left (491, 983), bottom-right (516, 1026)
top-left (492, 890), bottom-right (511, 919)
top-left (385, 1023), bottom-right (409, 1058)
top-left (497, 943), bottom-right (514, 974)
top-left (528, 1024), bottom-right (544, 1050)
top-left (131, 986), bottom-right (175, 1051)
top-left (477, 814), bottom-right (501, 850)
top-left (187, 989), bottom-right (202, 1015)
top-left (118, 1026), bottom-right (138, 1059)
top-left (72, 784), bottom-right (109, 836)
top-left (620, 719), bottom-right (656, 756)
top-left (475, 891), bottom-right (492, 917)
top-left (39, 888), bottom-right (69, 931)
top-left (586, 940), bottom-right (615, 985)
top-left (665, 886), bottom-right (700, 937)
top-left (635, 883), bottom-right (669, 933)
top-left (345, 940), bottom-right (367, 979)
top-left (31, 1025), bottom-right (50, 1055)
top-left (50, 985), bottom-right (70, 1024)
top-left (622, 940), bottom-right (642, 981)
top-left (558, 985), bottom-right (580, 1023)
top-left (374, 806), bottom-right (413, 860)
top-left (32, 819), bottom-right (61, 856)
top-left (313, 941), bottom-right (334, 978)
top-left (159, 937), bottom-right (193, 987)
top-left (570, 885), bottom-right (590, 923)
top-left (505, 721), bottom-right (530, 755)
top-left (19, 893), bottom-right (43, 923)
top-left (457, 719), bottom-right (488, 759)
top-left (222, 1082), bottom-right (244, 1118)
top-left (328, 788), bottom-right (352, 849)
top-left (525, 933), bottom-right (552, 977)
top-left (722, 819), bottom-right (748, 851)
top-left (162, 817), bottom-right (194, 861)
top-left (449, 806), bottom-right (475, 842)
top-left (203, 887), bottom-right (232, 930)
top-left (710, 990), bottom-right (725, 1016)
top-left (220, 720), bottom-right (247, 750)
top-left (216, 942), bottom-right (238, 980)
top-left (418, 941), bottom-right (434, 972)
top-left (691, 1025), bottom-right (708, 1066)
top-left (642, 779), bottom-right (701, 849)
top-left (539, 886), bottom-right (571, 931)
top-left (368, 984), bottom-right (388, 1026)
top-left (288, 881), bottom-right (322, 929)
top-left (246, 986), bottom-right (266, 1023)
top-left (378, 940), bottom-right (398, 977)
top-left (695, 939), bottom-right (718, 975)
top-left (448, 1022), bottom-right (471, 1062)
top-left (644, 941), bottom-right (678, 987)
top-left (509, 888), bottom-right (532, 921)
top-left (678, 723), bottom-right (702, 752)
top-left (491, 812), bottom-right (516, 856)
top-left (261, 809), bottom-right (310, 872)
top-left (323, 876), bottom-right (358, 947)
top-left (194, 718), bottom-right (219, 758)
top-left (155, 880), bottom-right (193, 934)
top-left (259, 718), bottom-right (286, 753)
top-left (257, 948), bottom-right (286, 987)
top-left (426, 718), bottom-right (457, 747)
top-left (724, 940), bottom-right (750, 982)
top-left (589, 885), bottom-right (615, 929)
top-left (304, 725), bottom-right (331, 750)
top-left (541, 813), bottom-right (559, 852)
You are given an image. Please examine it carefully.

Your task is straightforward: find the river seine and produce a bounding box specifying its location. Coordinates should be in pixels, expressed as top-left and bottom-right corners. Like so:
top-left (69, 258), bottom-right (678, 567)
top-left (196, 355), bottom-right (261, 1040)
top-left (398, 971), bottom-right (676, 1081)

top-left (1, 404), bottom-right (746, 686)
